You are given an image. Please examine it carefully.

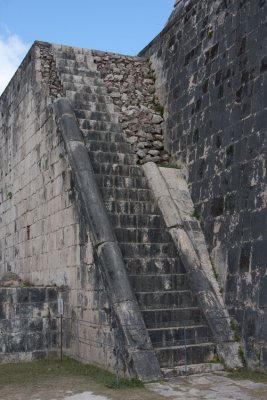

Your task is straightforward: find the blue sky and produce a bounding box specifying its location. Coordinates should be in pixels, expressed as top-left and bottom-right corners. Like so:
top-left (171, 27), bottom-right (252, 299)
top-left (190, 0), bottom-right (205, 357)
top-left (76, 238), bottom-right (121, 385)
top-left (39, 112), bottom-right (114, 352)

top-left (0, 0), bottom-right (174, 94)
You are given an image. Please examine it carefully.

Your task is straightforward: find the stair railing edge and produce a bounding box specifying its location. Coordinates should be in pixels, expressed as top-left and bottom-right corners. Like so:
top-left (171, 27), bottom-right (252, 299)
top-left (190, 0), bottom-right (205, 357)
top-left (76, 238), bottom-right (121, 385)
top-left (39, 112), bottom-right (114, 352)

top-left (53, 97), bottom-right (162, 381)
top-left (143, 161), bottom-right (243, 369)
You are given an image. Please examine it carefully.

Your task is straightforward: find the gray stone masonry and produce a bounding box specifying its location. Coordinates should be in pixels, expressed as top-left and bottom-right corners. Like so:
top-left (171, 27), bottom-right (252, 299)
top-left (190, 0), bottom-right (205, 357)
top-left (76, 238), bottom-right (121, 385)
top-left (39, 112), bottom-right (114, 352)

top-left (53, 43), bottom-right (222, 376)
top-left (140, 0), bottom-right (267, 370)
top-left (0, 286), bottom-right (68, 362)
top-left (143, 162), bottom-right (242, 369)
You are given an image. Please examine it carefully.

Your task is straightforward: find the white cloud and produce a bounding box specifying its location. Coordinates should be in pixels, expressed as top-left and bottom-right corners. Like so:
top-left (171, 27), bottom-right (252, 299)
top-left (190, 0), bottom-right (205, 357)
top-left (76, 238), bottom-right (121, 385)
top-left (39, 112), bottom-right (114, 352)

top-left (0, 33), bottom-right (29, 95)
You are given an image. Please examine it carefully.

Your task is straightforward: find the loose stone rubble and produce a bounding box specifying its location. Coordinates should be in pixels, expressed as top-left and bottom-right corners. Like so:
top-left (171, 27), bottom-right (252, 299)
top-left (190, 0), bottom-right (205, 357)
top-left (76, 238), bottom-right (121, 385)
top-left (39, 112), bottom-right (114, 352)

top-left (92, 50), bottom-right (170, 164)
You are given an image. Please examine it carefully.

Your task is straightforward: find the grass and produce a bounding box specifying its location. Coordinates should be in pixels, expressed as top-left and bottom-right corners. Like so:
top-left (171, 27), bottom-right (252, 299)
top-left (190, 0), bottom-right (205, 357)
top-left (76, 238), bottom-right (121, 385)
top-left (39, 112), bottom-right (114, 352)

top-left (0, 357), bottom-right (142, 389)
top-left (0, 357), bottom-right (166, 400)
top-left (229, 368), bottom-right (267, 383)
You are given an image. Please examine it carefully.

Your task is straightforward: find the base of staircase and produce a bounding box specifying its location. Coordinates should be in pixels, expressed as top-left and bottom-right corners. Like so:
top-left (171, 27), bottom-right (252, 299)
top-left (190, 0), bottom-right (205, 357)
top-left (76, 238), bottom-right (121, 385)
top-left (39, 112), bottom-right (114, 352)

top-left (162, 362), bottom-right (224, 378)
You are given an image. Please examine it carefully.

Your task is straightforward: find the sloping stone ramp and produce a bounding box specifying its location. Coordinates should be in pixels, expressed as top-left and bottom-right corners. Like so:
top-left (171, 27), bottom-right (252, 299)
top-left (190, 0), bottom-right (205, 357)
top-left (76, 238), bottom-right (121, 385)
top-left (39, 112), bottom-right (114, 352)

top-left (53, 44), bottom-right (241, 379)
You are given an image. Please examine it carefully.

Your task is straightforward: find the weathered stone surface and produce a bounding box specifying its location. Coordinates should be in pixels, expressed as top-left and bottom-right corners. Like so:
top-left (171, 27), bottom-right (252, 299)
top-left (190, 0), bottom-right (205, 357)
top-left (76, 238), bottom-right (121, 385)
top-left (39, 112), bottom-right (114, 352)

top-left (0, 287), bottom-right (63, 362)
top-left (143, 162), bottom-right (242, 369)
top-left (54, 96), bottom-right (161, 380)
top-left (141, 0), bottom-right (267, 370)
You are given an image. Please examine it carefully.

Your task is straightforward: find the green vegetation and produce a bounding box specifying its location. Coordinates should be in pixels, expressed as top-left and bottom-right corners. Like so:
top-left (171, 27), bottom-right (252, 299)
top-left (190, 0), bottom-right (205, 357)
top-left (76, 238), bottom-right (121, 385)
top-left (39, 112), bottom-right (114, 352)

top-left (210, 256), bottom-right (220, 282)
top-left (238, 347), bottom-right (247, 367)
top-left (191, 208), bottom-right (201, 221)
top-left (6, 192), bottom-right (13, 200)
top-left (0, 358), bottom-right (143, 390)
top-left (210, 353), bottom-right (221, 364)
top-left (229, 368), bottom-right (267, 383)
top-left (207, 26), bottom-right (213, 39)
top-left (230, 319), bottom-right (241, 342)
top-left (147, 69), bottom-right (156, 81)
top-left (155, 104), bottom-right (164, 117)
top-left (158, 163), bottom-right (181, 169)
top-left (20, 280), bottom-right (32, 287)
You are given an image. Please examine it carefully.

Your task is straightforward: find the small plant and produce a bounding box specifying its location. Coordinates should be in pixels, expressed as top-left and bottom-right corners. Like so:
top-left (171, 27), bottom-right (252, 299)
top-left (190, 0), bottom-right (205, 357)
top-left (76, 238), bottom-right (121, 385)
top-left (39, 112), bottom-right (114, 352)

top-left (155, 104), bottom-right (165, 117)
top-left (210, 256), bottom-right (220, 282)
top-left (191, 208), bottom-right (201, 220)
top-left (7, 192), bottom-right (13, 200)
top-left (147, 69), bottom-right (156, 82)
top-left (20, 280), bottom-right (32, 287)
top-left (238, 346), bottom-right (247, 367)
top-left (158, 163), bottom-right (181, 169)
top-left (210, 353), bottom-right (221, 364)
top-left (59, 153), bottom-right (64, 159)
top-left (230, 319), bottom-right (241, 342)
top-left (207, 26), bottom-right (213, 39)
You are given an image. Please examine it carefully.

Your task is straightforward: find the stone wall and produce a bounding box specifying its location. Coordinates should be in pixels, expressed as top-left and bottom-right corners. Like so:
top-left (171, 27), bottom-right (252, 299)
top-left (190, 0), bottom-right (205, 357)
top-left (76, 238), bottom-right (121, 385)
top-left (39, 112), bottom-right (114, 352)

top-left (0, 286), bottom-right (66, 362)
top-left (93, 50), bottom-right (170, 164)
top-left (0, 42), bottom-right (120, 372)
top-left (141, 0), bottom-right (267, 368)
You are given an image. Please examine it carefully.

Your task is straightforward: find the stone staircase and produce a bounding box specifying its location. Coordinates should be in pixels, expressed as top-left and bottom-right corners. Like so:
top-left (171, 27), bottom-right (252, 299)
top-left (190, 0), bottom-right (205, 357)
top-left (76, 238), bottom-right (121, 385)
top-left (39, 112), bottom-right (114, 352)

top-left (53, 45), bottom-right (221, 375)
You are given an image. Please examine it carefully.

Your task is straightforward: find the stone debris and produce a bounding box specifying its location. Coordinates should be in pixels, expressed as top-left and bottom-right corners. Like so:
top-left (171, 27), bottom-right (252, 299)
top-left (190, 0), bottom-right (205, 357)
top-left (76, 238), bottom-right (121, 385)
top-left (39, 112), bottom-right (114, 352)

top-left (92, 50), bottom-right (169, 164)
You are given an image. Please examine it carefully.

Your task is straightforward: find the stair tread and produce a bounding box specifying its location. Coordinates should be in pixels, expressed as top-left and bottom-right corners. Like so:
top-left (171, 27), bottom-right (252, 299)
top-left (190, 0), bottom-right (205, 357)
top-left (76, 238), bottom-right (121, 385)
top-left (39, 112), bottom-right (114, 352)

top-left (129, 273), bottom-right (186, 277)
top-left (135, 289), bottom-right (194, 294)
top-left (148, 323), bottom-right (208, 331)
top-left (141, 306), bottom-right (200, 311)
top-left (155, 342), bottom-right (215, 351)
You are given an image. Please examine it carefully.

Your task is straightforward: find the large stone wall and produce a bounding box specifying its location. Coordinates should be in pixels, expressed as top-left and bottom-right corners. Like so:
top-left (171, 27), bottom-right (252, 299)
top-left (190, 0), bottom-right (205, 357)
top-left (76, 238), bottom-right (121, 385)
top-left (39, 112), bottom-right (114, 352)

top-left (0, 287), bottom-right (65, 362)
top-left (0, 43), bottom-right (119, 372)
top-left (141, 0), bottom-right (267, 368)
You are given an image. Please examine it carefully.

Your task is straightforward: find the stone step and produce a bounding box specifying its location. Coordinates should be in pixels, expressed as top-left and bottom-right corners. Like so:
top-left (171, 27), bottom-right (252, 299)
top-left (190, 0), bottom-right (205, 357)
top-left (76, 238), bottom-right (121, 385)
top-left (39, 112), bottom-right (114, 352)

top-left (85, 140), bottom-right (132, 155)
top-left (67, 91), bottom-right (112, 105)
top-left (125, 258), bottom-right (185, 275)
top-left (57, 65), bottom-right (100, 78)
top-left (141, 307), bottom-right (205, 329)
top-left (74, 102), bottom-right (114, 114)
top-left (161, 362), bottom-right (224, 377)
top-left (89, 151), bottom-right (135, 167)
top-left (98, 187), bottom-right (152, 202)
top-left (77, 110), bottom-right (119, 123)
top-left (60, 73), bottom-right (104, 86)
top-left (155, 343), bottom-right (216, 368)
top-left (95, 173), bottom-right (147, 190)
top-left (81, 130), bottom-right (126, 144)
top-left (53, 45), bottom-right (91, 56)
top-left (108, 213), bottom-right (165, 230)
top-left (103, 199), bottom-right (157, 215)
top-left (54, 51), bottom-right (77, 60)
top-left (148, 325), bottom-right (211, 348)
top-left (129, 273), bottom-right (187, 292)
top-left (63, 82), bottom-right (108, 95)
top-left (136, 290), bottom-right (198, 310)
top-left (121, 242), bottom-right (176, 259)
top-left (56, 58), bottom-right (90, 70)
top-left (79, 119), bottom-right (120, 132)
top-left (114, 228), bottom-right (172, 244)
top-left (91, 162), bottom-right (143, 178)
